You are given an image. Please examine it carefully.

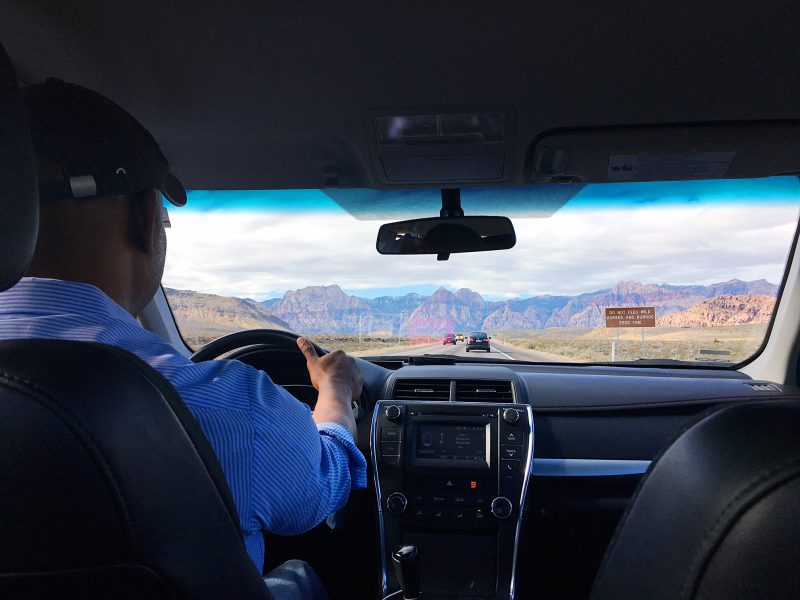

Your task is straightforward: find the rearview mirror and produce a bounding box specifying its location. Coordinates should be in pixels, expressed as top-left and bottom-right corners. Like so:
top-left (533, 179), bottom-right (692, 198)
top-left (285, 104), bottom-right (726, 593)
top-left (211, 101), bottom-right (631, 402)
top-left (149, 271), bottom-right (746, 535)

top-left (376, 216), bottom-right (516, 256)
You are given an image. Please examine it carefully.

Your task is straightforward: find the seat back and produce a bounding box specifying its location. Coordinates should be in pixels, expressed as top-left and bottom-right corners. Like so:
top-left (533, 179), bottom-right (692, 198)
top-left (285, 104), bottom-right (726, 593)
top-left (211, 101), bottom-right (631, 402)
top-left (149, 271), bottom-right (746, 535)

top-left (0, 43), bottom-right (269, 599)
top-left (591, 399), bottom-right (800, 600)
top-left (0, 40), bottom-right (37, 290)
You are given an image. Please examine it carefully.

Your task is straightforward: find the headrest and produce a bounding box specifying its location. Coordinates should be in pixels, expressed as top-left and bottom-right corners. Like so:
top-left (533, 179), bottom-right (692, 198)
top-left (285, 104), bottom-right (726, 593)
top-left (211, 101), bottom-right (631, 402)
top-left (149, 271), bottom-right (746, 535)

top-left (0, 42), bottom-right (38, 291)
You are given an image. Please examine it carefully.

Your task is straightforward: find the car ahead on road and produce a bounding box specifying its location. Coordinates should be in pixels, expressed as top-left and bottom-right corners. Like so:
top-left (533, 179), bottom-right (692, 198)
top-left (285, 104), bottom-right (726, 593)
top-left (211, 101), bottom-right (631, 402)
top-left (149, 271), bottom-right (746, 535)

top-left (466, 331), bottom-right (491, 352)
top-left (442, 332), bottom-right (456, 345)
top-left (455, 333), bottom-right (465, 342)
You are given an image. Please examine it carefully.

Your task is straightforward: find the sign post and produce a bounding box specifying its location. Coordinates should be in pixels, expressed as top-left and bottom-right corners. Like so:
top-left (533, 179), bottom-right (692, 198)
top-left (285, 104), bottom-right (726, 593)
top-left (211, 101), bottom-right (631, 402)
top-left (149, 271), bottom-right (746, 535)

top-left (605, 307), bottom-right (656, 360)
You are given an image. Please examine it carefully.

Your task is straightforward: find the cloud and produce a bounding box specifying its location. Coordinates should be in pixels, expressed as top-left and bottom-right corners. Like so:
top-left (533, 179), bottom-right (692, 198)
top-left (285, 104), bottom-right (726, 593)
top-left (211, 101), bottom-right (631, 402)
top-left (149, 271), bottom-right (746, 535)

top-left (163, 203), bottom-right (798, 300)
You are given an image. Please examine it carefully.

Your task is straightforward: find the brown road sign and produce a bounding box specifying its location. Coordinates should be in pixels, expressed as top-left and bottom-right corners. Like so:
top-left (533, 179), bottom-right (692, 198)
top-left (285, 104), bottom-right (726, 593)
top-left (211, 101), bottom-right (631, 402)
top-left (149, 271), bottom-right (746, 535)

top-left (605, 307), bottom-right (656, 328)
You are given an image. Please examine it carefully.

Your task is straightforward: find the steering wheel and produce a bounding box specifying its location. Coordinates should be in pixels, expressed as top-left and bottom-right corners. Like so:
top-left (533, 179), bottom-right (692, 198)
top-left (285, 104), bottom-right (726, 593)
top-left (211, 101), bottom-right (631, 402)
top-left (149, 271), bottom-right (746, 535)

top-left (189, 328), bottom-right (367, 421)
top-left (189, 328), bottom-right (326, 362)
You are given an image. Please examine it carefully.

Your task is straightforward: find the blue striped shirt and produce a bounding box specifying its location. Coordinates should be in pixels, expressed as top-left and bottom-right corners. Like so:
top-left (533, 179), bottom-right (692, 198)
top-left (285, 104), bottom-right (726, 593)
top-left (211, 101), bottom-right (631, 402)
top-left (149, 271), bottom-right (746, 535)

top-left (0, 277), bottom-right (367, 572)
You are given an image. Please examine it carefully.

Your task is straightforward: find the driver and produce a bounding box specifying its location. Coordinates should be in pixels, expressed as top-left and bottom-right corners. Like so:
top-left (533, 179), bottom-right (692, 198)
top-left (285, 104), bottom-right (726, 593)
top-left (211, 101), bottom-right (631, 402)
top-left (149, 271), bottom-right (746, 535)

top-left (0, 79), bottom-right (365, 599)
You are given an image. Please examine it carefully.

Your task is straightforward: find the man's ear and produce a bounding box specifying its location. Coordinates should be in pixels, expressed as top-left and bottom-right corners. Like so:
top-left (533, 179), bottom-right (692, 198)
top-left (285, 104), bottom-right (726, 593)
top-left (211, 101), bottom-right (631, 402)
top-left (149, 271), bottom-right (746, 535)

top-left (127, 189), bottom-right (161, 254)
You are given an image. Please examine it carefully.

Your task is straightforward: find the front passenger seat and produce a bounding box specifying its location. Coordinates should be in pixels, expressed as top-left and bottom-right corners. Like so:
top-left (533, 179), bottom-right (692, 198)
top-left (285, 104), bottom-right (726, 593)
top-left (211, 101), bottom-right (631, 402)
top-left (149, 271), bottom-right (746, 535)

top-left (0, 43), bottom-right (271, 600)
top-left (591, 398), bottom-right (800, 600)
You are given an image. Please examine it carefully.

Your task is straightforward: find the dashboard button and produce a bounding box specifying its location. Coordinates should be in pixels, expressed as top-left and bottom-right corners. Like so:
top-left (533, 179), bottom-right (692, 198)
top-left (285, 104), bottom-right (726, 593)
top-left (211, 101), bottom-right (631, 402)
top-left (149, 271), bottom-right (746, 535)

top-left (491, 497), bottom-right (513, 519)
top-left (502, 408), bottom-right (520, 424)
top-left (382, 441), bottom-right (401, 455)
top-left (501, 445), bottom-right (523, 459)
top-left (502, 430), bottom-right (521, 444)
top-left (432, 508), bottom-right (449, 521)
top-left (385, 405), bottom-right (402, 421)
top-left (501, 459), bottom-right (521, 475)
top-left (382, 455), bottom-right (401, 468)
top-left (431, 494), bottom-right (448, 504)
top-left (386, 492), bottom-right (407, 515)
top-left (381, 427), bottom-right (402, 442)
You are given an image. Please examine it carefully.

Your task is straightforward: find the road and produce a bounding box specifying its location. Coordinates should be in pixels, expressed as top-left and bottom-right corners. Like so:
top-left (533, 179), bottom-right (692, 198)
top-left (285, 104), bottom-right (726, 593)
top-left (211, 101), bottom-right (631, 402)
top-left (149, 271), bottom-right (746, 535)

top-left (381, 339), bottom-right (564, 362)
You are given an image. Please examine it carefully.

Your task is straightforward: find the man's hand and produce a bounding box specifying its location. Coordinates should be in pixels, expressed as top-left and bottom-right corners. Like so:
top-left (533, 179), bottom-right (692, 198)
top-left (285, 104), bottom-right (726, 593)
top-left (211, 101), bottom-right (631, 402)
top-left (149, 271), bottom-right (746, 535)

top-left (297, 337), bottom-right (363, 440)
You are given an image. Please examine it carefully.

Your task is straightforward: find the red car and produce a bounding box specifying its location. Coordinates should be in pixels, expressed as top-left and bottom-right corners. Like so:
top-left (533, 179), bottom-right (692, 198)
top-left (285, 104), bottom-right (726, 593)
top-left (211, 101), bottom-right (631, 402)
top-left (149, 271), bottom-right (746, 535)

top-left (442, 333), bottom-right (456, 345)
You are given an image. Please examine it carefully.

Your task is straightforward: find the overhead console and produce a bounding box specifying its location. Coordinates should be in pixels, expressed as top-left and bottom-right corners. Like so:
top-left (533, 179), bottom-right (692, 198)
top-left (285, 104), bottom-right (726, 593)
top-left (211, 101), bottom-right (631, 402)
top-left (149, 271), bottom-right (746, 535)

top-left (372, 399), bottom-right (533, 599)
top-left (364, 107), bottom-right (516, 184)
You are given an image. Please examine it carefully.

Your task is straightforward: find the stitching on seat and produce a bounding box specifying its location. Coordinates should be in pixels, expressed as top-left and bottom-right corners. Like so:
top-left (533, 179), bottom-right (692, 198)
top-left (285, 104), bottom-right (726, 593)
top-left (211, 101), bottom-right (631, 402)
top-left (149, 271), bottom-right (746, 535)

top-left (681, 456), bottom-right (800, 599)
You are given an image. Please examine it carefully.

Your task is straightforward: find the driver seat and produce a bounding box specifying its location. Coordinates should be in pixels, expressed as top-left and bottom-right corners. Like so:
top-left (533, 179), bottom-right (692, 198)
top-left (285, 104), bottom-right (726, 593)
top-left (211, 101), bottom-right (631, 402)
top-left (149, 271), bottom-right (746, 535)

top-left (0, 44), bottom-right (271, 599)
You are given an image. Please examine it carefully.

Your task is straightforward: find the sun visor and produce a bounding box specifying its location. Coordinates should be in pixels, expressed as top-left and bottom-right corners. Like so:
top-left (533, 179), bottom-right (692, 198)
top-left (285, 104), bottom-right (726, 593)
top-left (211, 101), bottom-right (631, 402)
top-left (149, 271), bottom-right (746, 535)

top-left (531, 122), bottom-right (800, 184)
top-left (365, 107), bottom-right (515, 185)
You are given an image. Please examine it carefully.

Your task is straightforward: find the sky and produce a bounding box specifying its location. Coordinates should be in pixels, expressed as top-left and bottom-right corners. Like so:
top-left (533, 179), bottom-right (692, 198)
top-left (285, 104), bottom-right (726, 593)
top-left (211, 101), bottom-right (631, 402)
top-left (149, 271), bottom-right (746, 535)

top-left (161, 177), bottom-right (800, 301)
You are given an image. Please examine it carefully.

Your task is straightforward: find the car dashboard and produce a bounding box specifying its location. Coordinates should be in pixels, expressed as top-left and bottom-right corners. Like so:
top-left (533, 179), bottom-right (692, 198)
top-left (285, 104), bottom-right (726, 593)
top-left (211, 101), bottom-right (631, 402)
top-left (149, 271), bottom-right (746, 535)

top-left (363, 361), bottom-right (797, 599)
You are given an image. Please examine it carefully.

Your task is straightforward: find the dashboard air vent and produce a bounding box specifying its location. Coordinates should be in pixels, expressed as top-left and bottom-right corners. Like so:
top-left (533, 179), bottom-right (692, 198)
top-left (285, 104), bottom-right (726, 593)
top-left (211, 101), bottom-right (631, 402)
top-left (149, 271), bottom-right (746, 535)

top-left (455, 380), bottom-right (513, 402)
top-left (745, 382), bottom-right (781, 392)
top-left (393, 379), bottom-right (451, 401)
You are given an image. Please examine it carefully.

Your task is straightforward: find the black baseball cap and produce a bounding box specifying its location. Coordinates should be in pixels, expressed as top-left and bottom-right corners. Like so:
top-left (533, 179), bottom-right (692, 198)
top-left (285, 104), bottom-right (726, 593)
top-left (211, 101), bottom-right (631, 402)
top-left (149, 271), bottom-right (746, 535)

top-left (23, 78), bottom-right (186, 207)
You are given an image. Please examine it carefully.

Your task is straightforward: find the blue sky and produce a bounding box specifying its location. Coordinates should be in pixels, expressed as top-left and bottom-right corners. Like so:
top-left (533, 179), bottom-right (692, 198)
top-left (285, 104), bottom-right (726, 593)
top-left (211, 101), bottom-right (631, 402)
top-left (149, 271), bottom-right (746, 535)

top-left (163, 177), bottom-right (800, 300)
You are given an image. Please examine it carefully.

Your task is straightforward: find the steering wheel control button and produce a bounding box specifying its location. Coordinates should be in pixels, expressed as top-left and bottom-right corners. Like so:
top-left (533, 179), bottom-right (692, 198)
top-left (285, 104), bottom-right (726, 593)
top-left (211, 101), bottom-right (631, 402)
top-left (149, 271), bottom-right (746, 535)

top-left (386, 492), bottom-right (408, 515)
top-left (491, 497), bottom-right (513, 519)
top-left (385, 404), bottom-right (402, 422)
top-left (502, 408), bottom-right (520, 424)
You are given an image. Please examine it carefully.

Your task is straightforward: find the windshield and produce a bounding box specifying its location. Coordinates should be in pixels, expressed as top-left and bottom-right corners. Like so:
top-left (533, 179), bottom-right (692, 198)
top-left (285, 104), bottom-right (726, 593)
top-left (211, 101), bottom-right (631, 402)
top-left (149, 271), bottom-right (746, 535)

top-left (163, 177), bottom-right (800, 365)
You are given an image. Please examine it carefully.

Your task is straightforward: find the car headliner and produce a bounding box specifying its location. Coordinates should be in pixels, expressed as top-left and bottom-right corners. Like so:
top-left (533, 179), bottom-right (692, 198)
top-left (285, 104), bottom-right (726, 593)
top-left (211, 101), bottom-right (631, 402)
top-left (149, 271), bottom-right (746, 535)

top-left (2, 1), bottom-right (799, 192)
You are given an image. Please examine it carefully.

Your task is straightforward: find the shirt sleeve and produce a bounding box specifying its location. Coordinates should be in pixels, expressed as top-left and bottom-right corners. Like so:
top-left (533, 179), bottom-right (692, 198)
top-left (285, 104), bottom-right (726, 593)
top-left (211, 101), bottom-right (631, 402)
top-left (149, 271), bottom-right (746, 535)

top-left (244, 364), bottom-right (367, 536)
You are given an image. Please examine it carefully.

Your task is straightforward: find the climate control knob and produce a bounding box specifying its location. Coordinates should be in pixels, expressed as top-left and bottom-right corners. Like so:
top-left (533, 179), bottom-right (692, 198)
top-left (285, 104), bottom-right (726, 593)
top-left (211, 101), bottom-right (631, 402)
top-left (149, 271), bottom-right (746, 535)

top-left (502, 408), bottom-right (520, 424)
top-left (386, 492), bottom-right (408, 515)
top-left (491, 496), bottom-right (513, 520)
top-left (385, 405), bottom-right (402, 422)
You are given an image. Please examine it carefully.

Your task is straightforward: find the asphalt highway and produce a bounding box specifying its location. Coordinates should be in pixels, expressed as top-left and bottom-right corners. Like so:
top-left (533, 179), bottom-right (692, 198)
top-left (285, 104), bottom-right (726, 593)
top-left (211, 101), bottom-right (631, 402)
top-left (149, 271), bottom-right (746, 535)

top-left (381, 339), bottom-right (563, 362)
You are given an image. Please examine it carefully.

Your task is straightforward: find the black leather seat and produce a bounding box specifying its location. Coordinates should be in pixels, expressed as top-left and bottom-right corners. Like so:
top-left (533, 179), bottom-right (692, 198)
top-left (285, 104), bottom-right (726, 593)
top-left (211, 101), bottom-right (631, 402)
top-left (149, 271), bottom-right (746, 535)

top-left (0, 43), bottom-right (270, 599)
top-left (591, 399), bottom-right (800, 600)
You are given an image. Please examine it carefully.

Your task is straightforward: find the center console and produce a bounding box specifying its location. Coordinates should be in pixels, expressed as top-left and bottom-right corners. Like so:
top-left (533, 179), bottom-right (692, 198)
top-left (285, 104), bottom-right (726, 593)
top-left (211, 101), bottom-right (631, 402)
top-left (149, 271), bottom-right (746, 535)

top-left (371, 400), bottom-right (533, 599)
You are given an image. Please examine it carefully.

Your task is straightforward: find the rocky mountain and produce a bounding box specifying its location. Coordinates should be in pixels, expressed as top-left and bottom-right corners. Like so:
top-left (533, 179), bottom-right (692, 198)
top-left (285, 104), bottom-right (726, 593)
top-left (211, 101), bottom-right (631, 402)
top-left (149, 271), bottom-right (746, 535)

top-left (657, 294), bottom-right (775, 327)
top-left (166, 279), bottom-right (779, 337)
top-left (164, 288), bottom-right (292, 345)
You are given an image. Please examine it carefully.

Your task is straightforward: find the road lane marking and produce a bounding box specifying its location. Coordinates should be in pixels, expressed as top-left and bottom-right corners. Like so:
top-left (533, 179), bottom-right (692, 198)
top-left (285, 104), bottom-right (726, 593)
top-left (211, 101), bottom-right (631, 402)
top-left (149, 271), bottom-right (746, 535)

top-left (492, 347), bottom-right (516, 360)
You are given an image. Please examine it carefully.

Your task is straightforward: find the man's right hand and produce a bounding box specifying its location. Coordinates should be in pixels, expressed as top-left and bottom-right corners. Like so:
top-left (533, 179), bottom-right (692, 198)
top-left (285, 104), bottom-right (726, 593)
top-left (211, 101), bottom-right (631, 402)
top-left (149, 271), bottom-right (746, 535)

top-left (297, 337), bottom-right (362, 440)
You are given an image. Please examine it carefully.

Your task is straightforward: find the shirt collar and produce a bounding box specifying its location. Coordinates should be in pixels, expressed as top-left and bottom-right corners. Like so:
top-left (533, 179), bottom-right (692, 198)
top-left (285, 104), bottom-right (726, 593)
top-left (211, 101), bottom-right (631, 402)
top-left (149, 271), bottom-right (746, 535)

top-left (0, 277), bottom-right (138, 324)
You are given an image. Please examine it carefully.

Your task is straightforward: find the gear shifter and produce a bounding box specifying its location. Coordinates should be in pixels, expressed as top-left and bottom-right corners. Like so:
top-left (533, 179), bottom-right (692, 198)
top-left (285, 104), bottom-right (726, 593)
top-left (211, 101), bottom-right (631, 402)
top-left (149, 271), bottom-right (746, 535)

top-left (392, 544), bottom-right (421, 599)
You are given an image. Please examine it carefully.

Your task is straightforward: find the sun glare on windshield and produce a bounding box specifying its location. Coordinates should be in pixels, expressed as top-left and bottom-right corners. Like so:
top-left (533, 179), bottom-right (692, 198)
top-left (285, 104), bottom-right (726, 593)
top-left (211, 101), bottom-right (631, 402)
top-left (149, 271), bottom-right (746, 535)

top-left (163, 177), bottom-right (800, 365)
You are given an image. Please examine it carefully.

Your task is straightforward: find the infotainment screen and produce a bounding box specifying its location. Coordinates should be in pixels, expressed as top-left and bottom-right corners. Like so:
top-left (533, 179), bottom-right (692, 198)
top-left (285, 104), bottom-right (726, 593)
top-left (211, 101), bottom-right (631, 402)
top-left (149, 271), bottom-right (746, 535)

top-left (413, 423), bottom-right (490, 468)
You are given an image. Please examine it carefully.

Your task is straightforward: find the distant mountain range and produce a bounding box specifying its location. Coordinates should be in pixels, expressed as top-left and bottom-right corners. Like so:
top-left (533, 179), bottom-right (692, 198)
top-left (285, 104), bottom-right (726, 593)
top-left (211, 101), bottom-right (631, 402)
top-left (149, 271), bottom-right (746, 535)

top-left (657, 294), bottom-right (775, 328)
top-left (165, 279), bottom-right (778, 337)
